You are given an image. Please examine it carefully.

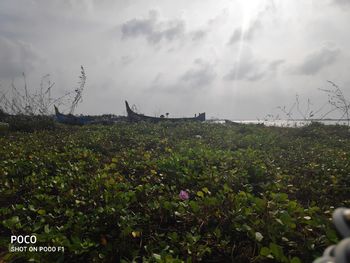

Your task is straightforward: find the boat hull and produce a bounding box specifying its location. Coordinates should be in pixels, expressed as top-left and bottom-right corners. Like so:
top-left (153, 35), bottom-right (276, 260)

top-left (125, 101), bottom-right (205, 122)
top-left (54, 106), bottom-right (94, 125)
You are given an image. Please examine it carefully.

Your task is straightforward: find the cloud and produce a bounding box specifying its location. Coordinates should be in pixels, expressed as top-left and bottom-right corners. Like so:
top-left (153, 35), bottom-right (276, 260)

top-left (292, 45), bottom-right (340, 75)
top-left (227, 2), bottom-right (278, 46)
top-left (226, 2), bottom-right (278, 46)
top-left (228, 19), bottom-right (262, 45)
top-left (179, 59), bottom-right (216, 88)
top-left (120, 55), bottom-right (134, 66)
top-left (268, 59), bottom-right (285, 72)
top-left (224, 55), bottom-right (266, 82)
top-left (0, 36), bottom-right (41, 79)
top-left (223, 43), bottom-right (285, 82)
top-left (150, 59), bottom-right (216, 93)
top-left (228, 29), bottom-right (242, 45)
top-left (332, 0), bottom-right (350, 7)
top-left (1, 1), bottom-right (349, 119)
top-left (190, 30), bottom-right (207, 41)
top-left (121, 10), bottom-right (185, 44)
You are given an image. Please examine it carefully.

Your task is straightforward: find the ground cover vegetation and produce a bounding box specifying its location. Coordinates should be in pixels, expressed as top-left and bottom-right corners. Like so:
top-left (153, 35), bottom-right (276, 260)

top-left (0, 122), bottom-right (349, 262)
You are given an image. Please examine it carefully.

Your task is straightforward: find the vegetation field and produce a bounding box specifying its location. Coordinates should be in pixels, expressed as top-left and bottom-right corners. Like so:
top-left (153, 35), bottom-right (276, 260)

top-left (0, 122), bottom-right (349, 262)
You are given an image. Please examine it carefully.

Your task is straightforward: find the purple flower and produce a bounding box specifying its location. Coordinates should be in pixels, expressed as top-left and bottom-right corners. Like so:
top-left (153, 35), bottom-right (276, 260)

top-left (179, 190), bottom-right (189, 200)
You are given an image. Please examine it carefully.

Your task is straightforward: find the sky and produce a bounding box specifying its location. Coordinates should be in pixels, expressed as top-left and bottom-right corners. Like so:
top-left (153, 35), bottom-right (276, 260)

top-left (0, 0), bottom-right (350, 119)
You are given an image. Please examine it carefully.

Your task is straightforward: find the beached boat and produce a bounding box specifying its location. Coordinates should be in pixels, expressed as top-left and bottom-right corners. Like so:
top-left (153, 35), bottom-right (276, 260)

top-left (54, 106), bottom-right (95, 125)
top-left (54, 106), bottom-right (125, 125)
top-left (125, 101), bottom-right (205, 122)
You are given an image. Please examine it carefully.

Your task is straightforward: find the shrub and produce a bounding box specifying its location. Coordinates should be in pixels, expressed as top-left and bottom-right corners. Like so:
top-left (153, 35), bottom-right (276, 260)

top-left (5, 115), bottom-right (56, 132)
top-left (0, 122), bottom-right (348, 262)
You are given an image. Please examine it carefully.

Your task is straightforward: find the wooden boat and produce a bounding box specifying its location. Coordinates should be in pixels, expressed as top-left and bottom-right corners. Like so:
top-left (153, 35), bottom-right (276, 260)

top-left (125, 101), bottom-right (205, 122)
top-left (54, 106), bottom-right (125, 125)
top-left (54, 106), bottom-right (95, 125)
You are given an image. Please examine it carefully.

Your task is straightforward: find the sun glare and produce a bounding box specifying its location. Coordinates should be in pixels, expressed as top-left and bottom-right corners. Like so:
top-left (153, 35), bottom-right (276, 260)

top-left (228, 0), bottom-right (267, 81)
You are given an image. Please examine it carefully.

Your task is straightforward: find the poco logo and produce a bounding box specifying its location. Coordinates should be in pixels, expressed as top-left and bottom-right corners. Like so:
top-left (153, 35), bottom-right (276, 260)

top-left (11, 235), bottom-right (37, 244)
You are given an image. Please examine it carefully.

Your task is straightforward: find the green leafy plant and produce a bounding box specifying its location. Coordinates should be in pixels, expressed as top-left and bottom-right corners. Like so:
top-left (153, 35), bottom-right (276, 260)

top-left (0, 122), bottom-right (348, 262)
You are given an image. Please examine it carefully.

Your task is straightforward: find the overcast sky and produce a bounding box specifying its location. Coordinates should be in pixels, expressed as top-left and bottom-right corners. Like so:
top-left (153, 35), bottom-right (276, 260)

top-left (0, 0), bottom-right (349, 119)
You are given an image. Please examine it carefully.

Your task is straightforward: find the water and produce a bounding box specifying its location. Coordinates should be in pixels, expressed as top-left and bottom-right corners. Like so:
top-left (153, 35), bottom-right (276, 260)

top-left (236, 120), bottom-right (350, 127)
top-left (209, 119), bottom-right (350, 127)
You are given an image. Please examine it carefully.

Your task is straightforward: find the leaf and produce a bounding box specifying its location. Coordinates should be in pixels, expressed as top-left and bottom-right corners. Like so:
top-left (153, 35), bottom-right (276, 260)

top-left (260, 247), bottom-right (271, 256)
top-left (214, 228), bottom-right (221, 238)
top-left (189, 201), bottom-right (200, 213)
top-left (255, 232), bottom-right (264, 242)
top-left (223, 184), bottom-right (232, 193)
top-left (44, 224), bottom-right (50, 234)
top-left (168, 232), bottom-right (178, 241)
top-left (37, 209), bottom-right (46, 215)
top-left (196, 191), bottom-right (204, 198)
top-left (152, 253), bottom-right (161, 260)
top-left (131, 231), bottom-right (141, 238)
top-left (269, 243), bottom-right (284, 260)
top-left (202, 187), bottom-right (210, 194)
top-left (275, 218), bottom-right (283, 225)
top-left (3, 216), bottom-right (20, 228)
top-left (163, 201), bottom-right (172, 210)
top-left (291, 257), bottom-right (301, 263)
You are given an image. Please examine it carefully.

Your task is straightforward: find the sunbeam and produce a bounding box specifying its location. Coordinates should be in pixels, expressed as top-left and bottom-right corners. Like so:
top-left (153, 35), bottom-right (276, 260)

top-left (230, 0), bottom-right (268, 81)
